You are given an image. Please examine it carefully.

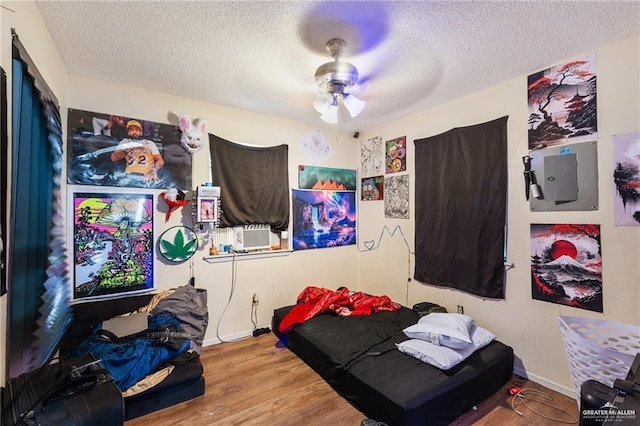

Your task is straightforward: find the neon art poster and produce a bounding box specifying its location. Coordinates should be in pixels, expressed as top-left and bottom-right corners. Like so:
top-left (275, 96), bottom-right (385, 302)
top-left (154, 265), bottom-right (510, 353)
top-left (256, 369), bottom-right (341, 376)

top-left (72, 192), bottom-right (154, 300)
top-left (613, 131), bottom-right (640, 226)
top-left (292, 190), bottom-right (356, 250)
top-left (530, 224), bottom-right (602, 313)
top-left (527, 54), bottom-right (597, 149)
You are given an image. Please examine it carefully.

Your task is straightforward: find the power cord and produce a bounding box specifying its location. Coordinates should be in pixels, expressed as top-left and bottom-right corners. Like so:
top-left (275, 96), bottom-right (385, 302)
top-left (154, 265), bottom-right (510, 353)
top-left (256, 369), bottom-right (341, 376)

top-left (215, 253), bottom-right (251, 343)
top-left (509, 386), bottom-right (578, 424)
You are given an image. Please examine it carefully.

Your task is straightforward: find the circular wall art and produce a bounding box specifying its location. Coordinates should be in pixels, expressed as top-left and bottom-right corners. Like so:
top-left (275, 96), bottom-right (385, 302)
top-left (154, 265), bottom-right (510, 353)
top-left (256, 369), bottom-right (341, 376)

top-left (158, 225), bottom-right (198, 262)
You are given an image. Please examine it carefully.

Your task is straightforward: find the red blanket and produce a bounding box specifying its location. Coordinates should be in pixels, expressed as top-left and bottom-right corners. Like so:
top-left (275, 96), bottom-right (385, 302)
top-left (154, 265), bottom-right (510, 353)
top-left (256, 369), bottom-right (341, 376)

top-left (278, 286), bottom-right (401, 334)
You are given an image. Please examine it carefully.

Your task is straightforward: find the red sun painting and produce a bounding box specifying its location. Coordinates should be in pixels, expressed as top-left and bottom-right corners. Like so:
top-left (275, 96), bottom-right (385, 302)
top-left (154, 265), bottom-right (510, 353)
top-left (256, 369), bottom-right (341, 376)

top-left (530, 223), bottom-right (602, 313)
top-left (550, 240), bottom-right (578, 259)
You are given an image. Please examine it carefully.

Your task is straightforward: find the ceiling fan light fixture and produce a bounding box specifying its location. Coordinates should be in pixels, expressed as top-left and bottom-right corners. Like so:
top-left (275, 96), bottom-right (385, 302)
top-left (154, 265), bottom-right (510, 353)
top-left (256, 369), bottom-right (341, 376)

top-left (321, 104), bottom-right (339, 123)
top-left (313, 92), bottom-right (334, 114)
top-left (343, 94), bottom-right (365, 117)
top-left (313, 38), bottom-right (365, 122)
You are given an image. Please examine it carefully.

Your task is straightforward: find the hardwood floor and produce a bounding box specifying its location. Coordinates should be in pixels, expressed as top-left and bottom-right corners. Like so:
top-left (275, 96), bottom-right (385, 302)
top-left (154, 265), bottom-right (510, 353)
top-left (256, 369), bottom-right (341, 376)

top-left (126, 333), bottom-right (579, 425)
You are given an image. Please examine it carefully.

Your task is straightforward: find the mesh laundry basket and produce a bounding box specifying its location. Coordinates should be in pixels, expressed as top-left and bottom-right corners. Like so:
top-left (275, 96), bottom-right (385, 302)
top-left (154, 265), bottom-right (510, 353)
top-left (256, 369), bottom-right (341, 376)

top-left (558, 316), bottom-right (640, 398)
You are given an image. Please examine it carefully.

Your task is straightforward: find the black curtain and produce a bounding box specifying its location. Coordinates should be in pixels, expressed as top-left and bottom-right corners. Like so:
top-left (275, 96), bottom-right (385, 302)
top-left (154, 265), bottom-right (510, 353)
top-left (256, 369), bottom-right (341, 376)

top-left (414, 116), bottom-right (508, 298)
top-left (8, 31), bottom-right (71, 377)
top-left (1, 67), bottom-right (7, 296)
top-left (209, 134), bottom-right (289, 232)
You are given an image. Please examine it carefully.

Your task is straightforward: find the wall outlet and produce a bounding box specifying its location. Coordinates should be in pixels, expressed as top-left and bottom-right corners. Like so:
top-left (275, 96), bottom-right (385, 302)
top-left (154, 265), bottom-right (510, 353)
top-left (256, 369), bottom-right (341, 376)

top-left (457, 305), bottom-right (464, 314)
top-left (252, 292), bottom-right (259, 305)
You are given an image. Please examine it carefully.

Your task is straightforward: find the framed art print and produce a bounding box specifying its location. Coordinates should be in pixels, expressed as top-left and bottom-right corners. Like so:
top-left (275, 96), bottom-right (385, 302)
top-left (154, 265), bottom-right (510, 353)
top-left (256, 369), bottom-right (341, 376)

top-left (69, 187), bottom-right (155, 300)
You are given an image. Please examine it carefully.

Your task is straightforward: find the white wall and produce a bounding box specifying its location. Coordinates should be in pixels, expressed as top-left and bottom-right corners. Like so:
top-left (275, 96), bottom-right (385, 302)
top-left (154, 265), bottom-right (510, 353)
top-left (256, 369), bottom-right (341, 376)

top-left (67, 75), bottom-right (359, 344)
top-left (356, 35), bottom-right (640, 397)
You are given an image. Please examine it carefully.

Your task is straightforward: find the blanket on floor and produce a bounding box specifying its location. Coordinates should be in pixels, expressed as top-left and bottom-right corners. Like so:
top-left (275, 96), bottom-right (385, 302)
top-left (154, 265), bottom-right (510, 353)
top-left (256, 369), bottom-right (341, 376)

top-left (278, 286), bottom-right (401, 333)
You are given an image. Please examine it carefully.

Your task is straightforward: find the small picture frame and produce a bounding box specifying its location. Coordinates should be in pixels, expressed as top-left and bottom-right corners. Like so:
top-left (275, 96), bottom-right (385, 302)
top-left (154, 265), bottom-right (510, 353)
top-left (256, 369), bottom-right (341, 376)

top-left (196, 185), bottom-right (220, 224)
top-left (197, 196), bottom-right (218, 223)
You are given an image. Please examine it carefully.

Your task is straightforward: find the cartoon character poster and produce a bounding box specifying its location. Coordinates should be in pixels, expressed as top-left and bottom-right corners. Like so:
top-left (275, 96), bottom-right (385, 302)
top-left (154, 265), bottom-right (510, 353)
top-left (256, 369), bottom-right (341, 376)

top-left (386, 136), bottom-right (407, 173)
top-left (67, 108), bottom-right (193, 189)
top-left (613, 131), bottom-right (640, 225)
top-left (298, 165), bottom-right (357, 190)
top-left (361, 176), bottom-right (384, 201)
top-left (71, 190), bottom-right (154, 300)
top-left (292, 190), bottom-right (356, 250)
top-left (527, 54), bottom-right (597, 149)
top-left (361, 135), bottom-right (384, 177)
top-left (530, 224), bottom-right (602, 312)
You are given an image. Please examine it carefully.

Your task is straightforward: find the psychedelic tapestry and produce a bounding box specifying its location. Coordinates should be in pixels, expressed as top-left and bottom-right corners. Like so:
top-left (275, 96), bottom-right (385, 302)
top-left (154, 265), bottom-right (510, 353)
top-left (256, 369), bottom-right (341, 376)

top-left (71, 190), bottom-right (155, 300)
top-left (292, 190), bottom-right (356, 250)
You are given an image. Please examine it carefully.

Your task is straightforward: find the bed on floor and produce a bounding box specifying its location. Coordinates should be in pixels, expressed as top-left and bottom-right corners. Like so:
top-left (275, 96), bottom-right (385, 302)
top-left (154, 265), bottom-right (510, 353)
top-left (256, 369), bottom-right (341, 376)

top-left (272, 300), bottom-right (514, 426)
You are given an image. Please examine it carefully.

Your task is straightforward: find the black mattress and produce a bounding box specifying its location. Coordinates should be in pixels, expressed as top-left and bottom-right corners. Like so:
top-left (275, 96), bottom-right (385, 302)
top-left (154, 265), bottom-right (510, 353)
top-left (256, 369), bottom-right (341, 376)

top-left (273, 306), bottom-right (513, 426)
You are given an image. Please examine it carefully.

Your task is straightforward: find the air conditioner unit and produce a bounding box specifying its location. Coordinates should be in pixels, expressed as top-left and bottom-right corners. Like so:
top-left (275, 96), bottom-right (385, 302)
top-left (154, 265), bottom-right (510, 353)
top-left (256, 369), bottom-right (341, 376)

top-left (234, 225), bottom-right (271, 251)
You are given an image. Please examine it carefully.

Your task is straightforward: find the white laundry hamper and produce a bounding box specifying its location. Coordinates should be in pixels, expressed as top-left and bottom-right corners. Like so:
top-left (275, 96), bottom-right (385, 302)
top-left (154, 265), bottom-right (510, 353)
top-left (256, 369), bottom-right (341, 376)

top-left (558, 315), bottom-right (640, 399)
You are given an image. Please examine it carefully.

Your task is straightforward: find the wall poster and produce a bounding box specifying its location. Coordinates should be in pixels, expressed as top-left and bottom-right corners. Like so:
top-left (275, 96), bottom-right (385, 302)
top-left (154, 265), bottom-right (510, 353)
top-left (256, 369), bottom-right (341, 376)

top-left (530, 224), bottom-right (602, 312)
top-left (613, 131), bottom-right (640, 226)
top-left (527, 54), bottom-right (597, 149)
top-left (66, 108), bottom-right (192, 189)
top-left (384, 175), bottom-right (409, 219)
top-left (360, 135), bottom-right (384, 177)
top-left (292, 189), bottom-right (356, 250)
top-left (298, 165), bottom-right (357, 190)
top-left (361, 176), bottom-right (384, 201)
top-left (70, 188), bottom-right (155, 300)
top-left (385, 136), bottom-right (407, 173)
top-left (299, 129), bottom-right (333, 164)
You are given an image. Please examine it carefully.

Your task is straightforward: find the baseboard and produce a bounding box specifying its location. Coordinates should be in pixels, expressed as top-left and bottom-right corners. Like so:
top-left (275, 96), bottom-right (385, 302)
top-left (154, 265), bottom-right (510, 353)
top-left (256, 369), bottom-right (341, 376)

top-left (513, 366), bottom-right (577, 400)
top-left (203, 325), bottom-right (272, 347)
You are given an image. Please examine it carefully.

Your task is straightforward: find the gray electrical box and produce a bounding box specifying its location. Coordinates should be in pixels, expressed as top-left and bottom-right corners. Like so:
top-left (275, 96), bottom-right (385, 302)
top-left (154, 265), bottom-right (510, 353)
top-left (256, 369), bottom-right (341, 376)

top-left (529, 141), bottom-right (598, 211)
top-left (544, 154), bottom-right (578, 202)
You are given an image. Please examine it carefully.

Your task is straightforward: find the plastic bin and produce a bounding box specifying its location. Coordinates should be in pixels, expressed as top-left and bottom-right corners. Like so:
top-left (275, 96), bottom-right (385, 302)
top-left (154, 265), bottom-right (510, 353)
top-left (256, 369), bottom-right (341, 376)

top-left (558, 315), bottom-right (640, 398)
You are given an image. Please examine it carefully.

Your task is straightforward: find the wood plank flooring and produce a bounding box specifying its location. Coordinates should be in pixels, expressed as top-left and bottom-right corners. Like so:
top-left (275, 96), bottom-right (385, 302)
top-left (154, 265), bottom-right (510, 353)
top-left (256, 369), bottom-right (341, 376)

top-left (125, 333), bottom-right (579, 425)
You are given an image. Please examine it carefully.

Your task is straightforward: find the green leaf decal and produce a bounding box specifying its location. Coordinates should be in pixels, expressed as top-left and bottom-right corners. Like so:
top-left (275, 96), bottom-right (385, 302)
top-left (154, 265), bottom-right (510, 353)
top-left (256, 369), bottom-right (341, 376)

top-left (160, 228), bottom-right (197, 261)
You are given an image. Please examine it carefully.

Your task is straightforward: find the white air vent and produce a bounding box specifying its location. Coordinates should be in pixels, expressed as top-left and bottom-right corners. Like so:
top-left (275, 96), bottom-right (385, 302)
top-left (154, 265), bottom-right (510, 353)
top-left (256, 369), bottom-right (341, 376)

top-left (234, 225), bottom-right (271, 250)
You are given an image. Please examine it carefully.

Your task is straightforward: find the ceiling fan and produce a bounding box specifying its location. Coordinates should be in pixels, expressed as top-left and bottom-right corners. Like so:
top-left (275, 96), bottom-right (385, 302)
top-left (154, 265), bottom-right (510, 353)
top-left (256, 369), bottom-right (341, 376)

top-left (313, 38), bottom-right (365, 123)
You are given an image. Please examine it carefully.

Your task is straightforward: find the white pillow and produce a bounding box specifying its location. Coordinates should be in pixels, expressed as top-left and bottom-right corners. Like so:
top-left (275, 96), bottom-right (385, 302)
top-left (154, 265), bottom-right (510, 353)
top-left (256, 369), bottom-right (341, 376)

top-left (403, 313), bottom-right (475, 348)
top-left (397, 324), bottom-right (496, 370)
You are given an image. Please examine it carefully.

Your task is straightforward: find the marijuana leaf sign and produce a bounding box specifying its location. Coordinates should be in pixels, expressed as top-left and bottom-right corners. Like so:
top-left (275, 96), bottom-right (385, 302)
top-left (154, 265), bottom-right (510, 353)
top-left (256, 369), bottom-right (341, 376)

top-left (159, 227), bottom-right (198, 262)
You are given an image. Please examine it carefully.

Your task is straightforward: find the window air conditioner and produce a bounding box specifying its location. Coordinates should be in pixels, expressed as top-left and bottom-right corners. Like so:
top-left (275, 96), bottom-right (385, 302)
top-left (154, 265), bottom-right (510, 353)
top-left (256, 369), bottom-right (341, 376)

top-left (233, 225), bottom-right (271, 251)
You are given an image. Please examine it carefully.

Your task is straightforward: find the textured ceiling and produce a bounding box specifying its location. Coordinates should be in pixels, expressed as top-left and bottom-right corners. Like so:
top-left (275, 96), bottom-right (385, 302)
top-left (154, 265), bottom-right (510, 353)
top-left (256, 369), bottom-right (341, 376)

top-left (36, 1), bottom-right (640, 133)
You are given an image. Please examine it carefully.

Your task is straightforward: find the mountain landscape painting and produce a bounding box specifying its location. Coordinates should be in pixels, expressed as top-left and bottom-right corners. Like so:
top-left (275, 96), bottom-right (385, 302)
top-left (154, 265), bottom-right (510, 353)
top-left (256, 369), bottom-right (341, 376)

top-left (530, 224), bottom-right (602, 312)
